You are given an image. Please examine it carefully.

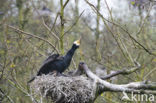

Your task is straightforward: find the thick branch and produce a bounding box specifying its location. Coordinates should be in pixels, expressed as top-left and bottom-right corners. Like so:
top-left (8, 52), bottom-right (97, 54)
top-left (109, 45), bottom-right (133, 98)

top-left (79, 62), bottom-right (156, 96)
top-left (101, 62), bottom-right (141, 80)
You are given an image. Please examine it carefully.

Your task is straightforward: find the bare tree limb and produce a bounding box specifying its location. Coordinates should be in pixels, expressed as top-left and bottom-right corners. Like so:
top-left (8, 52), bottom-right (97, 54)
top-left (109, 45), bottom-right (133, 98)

top-left (7, 25), bottom-right (59, 53)
top-left (101, 61), bottom-right (141, 80)
top-left (80, 62), bottom-right (156, 96)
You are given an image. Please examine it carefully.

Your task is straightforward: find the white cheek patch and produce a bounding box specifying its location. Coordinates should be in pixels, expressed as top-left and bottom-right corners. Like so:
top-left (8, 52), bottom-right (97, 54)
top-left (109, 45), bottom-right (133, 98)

top-left (74, 41), bottom-right (77, 44)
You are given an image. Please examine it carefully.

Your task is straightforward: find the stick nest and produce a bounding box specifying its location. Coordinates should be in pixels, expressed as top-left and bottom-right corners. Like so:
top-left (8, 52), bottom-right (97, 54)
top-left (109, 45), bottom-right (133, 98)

top-left (31, 75), bottom-right (94, 103)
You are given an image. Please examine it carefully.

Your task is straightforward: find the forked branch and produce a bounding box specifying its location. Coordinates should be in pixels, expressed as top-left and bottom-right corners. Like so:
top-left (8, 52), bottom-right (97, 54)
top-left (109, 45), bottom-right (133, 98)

top-left (79, 62), bottom-right (156, 96)
top-left (101, 61), bottom-right (141, 80)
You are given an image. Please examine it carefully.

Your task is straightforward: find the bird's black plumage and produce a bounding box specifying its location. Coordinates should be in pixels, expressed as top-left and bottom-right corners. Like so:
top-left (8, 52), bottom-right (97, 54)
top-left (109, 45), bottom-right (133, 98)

top-left (37, 44), bottom-right (79, 76)
top-left (28, 40), bottom-right (80, 83)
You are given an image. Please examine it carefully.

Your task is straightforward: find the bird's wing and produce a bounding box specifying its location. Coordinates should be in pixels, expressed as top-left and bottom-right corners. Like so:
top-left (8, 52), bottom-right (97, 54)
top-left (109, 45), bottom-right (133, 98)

top-left (37, 54), bottom-right (61, 76)
top-left (43, 54), bottom-right (60, 65)
top-left (56, 56), bottom-right (64, 60)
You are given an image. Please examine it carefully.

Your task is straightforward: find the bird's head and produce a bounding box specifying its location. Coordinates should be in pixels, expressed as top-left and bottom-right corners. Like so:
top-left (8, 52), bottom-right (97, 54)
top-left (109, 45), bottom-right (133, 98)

top-left (74, 39), bottom-right (81, 46)
top-left (73, 39), bottom-right (81, 49)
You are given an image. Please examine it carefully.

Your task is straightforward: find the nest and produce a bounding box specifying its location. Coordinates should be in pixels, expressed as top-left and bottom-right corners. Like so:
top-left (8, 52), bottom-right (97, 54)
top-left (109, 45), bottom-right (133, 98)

top-left (31, 75), bottom-right (94, 103)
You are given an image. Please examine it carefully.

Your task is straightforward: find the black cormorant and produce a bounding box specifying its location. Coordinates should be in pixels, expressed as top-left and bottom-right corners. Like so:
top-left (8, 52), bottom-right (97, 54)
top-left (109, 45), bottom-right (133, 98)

top-left (28, 39), bottom-right (80, 83)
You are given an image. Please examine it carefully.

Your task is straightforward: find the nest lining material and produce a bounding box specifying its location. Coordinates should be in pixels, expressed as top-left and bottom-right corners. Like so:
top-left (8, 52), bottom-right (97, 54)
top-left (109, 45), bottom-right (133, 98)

top-left (31, 74), bottom-right (94, 103)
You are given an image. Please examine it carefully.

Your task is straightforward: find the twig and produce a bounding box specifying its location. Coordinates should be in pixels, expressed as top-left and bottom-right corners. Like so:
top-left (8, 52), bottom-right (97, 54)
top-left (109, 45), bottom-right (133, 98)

top-left (7, 79), bottom-right (38, 103)
top-left (0, 88), bottom-right (14, 103)
top-left (71, 58), bottom-right (77, 70)
top-left (31, 0), bottom-right (60, 41)
top-left (82, 18), bottom-right (95, 32)
top-left (63, 0), bottom-right (70, 9)
top-left (136, 3), bottom-right (152, 35)
top-left (7, 25), bottom-right (59, 53)
top-left (63, 10), bottom-right (85, 36)
top-left (144, 67), bottom-right (156, 80)
top-left (25, 39), bottom-right (47, 57)
top-left (85, 0), bottom-right (156, 56)
top-left (51, 12), bottom-right (60, 31)
top-left (42, 18), bottom-right (60, 41)
top-left (85, 0), bottom-right (136, 65)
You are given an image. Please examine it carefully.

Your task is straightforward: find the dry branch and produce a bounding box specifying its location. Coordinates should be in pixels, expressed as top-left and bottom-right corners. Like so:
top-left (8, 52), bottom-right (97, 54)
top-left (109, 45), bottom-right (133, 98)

top-left (101, 61), bottom-right (141, 80)
top-left (7, 25), bottom-right (59, 53)
top-left (80, 63), bottom-right (156, 95)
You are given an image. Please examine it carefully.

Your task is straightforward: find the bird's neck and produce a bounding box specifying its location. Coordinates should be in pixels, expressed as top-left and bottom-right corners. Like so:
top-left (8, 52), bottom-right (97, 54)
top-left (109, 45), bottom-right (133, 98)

top-left (64, 45), bottom-right (77, 61)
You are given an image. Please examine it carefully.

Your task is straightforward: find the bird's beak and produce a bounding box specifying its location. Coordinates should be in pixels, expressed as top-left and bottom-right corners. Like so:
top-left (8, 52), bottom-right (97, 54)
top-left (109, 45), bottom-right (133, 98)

top-left (74, 39), bottom-right (81, 46)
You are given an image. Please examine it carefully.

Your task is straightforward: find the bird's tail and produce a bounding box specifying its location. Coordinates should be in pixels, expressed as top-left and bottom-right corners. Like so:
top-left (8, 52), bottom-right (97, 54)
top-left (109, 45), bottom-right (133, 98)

top-left (27, 77), bottom-right (36, 84)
